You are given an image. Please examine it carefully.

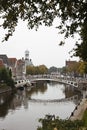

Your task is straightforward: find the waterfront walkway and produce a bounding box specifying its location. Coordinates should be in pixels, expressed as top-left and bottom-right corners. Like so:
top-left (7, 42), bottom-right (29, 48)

top-left (70, 98), bottom-right (87, 121)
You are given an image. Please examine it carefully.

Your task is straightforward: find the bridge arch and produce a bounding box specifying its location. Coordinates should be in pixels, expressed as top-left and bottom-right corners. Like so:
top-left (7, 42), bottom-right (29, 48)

top-left (29, 75), bottom-right (79, 88)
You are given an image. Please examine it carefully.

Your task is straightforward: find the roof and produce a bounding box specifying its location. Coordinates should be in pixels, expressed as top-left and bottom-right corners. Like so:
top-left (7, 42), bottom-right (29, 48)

top-left (66, 60), bottom-right (77, 67)
top-left (0, 55), bottom-right (9, 66)
top-left (0, 59), bottom-right (4, 67)
top-left (17, 59), bottom-right (25, 65)
top-left (8, 58), bottom-right (17, 66)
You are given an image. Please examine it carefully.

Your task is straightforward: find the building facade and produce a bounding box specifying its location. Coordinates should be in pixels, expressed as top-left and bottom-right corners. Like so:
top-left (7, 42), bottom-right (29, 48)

top-left (25, 50), bottom-right (33, 67)
top-left (0, 50), bottom-right (33, 80)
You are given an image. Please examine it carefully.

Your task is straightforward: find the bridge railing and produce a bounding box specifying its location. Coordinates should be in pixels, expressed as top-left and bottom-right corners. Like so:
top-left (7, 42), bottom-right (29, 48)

top-left (27, 74), bottom-right (87, 83)
top-left (15, 74), bottom-right (87, 88)
top-left (27, 74), bottom-right (79, 87)
top-left (14, 79), bottom-right (31, 88)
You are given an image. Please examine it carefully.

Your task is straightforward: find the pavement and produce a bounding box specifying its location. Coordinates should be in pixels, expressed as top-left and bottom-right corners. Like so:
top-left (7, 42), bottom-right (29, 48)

top-left (70, 98), bottom-right (87, 121)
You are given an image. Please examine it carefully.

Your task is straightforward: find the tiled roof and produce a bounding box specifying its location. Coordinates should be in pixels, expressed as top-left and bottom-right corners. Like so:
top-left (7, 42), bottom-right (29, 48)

top-left (0, 55), bottom-right (9, 65)
top-left (9, 58), bottom-right (17, 66)
top-left (17, 59), bottom-right (25, 65)
top-left (66, 60), bottom-right (77, 67)
top-left (0, 59), bottom-right (4, 67)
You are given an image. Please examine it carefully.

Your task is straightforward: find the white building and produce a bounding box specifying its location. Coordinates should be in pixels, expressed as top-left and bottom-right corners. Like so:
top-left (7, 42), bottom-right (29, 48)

top-left (25, 50), bottom-right (33, 67)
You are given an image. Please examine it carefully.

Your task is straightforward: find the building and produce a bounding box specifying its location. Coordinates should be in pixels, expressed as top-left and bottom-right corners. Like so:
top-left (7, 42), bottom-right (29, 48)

top-left (0, 54), bottom-right (26, 80)
top-left (0, 50), bottom-right (33, 80)
top-left (8, 58), bottom-right (17, 79)
top-left (25, 50), bottom-right (33, 66)
top-left (9, 57), bottom-right (26, 80)
top-left (66, 60), bottom-right (77, 68)
top-left (0, 59), bottom-right (5, 67)
top-left (0, 55), bottom-right (9, 68)
top-left (65, 60), bottom-right (78, 77)
top-left (16, 58), bottom-right (26, 80)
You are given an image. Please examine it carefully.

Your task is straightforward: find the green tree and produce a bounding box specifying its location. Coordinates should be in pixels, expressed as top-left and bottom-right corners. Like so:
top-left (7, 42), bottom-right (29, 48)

top-left (37, 115), bottom-right (84, 130)
top-left (35, 66), bottom-right (40, 75)
top-left (78, 61), bottom-right (87, 77)
top-left (39, 65), bottom-right (48, 74)
top-left (0, 67), bottom-right (14, 87)
top-left (61, 67), bottom-right (67, 75)
top-left (26, 66), bottom-right (35, 75)
top-left (26, 65), bottom-right (48, 75)
top-left (0, 67), bottom-right (9, 82)
top-left (8, 68), bottom-right (12, 78)
top-left (0, 1), bottom-right (87, 61)
top-left (67, 62), bottom-right (80, 77)
top-left (48, 66), bottom-right (58, 74)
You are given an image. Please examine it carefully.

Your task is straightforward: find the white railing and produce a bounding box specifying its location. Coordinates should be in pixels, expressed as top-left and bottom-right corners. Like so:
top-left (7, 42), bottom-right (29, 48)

top-left (14, 79), bottom-right (31, 88)
top-left (28, 74), bottom-right (79, 88)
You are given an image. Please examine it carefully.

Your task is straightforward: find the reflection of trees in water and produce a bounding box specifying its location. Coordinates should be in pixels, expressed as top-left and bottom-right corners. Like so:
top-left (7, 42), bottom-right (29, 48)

top-left (0, 82), bottom-right (82, 118)
top-left (64, 84), bottom-right (82, 100)
top-left (0, 90), bottom-right (30, 118)
top-left (16, 90), bottom-right (29, 109)
top-left (48, 81), bottom-right (62, 86)
top-left (28, 81), bottom-right (47, 96)
top-left (28, 81), bottom-right (82, 102)
top-left (0, 91), bottom-right (15, 118)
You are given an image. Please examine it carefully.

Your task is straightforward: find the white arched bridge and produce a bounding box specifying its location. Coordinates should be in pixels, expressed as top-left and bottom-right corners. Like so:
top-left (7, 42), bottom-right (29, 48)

top-left (15, 74), bottom-right (87, 89)
top-left (14, 79), bottom-right (31, 88)
top-left (29, 74), bottom-right (79, 88)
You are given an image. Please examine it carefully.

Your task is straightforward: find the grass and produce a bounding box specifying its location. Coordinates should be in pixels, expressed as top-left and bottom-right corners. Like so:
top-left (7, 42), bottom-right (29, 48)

top-left (82, 109), bottom-right (87, 127)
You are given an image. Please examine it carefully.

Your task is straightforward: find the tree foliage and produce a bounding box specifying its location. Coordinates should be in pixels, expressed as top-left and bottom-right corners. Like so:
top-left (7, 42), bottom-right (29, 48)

top-left (48, 66), bottom-right (58, 74)
top-left (0, 0), bottom-right (87, 60)
top-left (37, 114), bottom-right (85, 130)
top-left (66, 61), bottom-right (80, 77)
top-left (26, 65), bottom-right (48, 75)
top-left (0, 67), bottom-right (14, 87)
top-left (65, 61), bottom-right (87, 76)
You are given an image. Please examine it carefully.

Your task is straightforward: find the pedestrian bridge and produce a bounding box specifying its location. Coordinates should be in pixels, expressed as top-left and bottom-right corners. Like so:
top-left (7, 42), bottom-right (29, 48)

top-left (15, 74), bottom-right (87, 88)
top-left (29, 75), bottom-right (79, 88)
top-left (14, 79), bottom-right (31, 88)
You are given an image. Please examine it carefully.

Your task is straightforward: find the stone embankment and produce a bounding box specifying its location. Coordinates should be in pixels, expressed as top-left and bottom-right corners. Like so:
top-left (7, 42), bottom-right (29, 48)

top-left (70, 98), bottom-right (87, 121)
top-left (0, 88), bottom-right (12, 94)
top-left (0, 84), bottom-right (12, 94)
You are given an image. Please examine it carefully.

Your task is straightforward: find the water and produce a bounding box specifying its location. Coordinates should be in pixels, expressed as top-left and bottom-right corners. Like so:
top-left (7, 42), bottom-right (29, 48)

top-left (0, 81), bottom-right (81, 130)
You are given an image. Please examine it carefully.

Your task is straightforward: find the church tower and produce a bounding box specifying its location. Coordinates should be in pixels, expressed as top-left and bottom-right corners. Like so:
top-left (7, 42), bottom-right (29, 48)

top-left (25, 50), bottom-right (29, 60)
top-left (25, 49), bottom-right (33, 66)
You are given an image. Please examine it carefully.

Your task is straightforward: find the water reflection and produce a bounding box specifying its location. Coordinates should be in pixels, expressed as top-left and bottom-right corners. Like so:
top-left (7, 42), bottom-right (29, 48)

top-left (0, 92), bottom-right (15, 118)
top-left (30, 81), bottom-right (81, 102)
top-left (0, 81), bottom-right (82, 130)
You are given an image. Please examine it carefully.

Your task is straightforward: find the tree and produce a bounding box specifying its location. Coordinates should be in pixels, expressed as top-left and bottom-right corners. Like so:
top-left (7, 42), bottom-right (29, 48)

top-left (61, 67), bottom-right (67, 75)
top-left (26, 66), bottom-right (35, 75)
top-left (0, 0), bottom-right (87, 61)
top-left (67, 62), bottom-right (80, 77)
top-left (37, 115), bottom-right (84, 130)
top-left (0, 67), bottom-right (14, 87)
top-left (26, 65), bottom-right (48, 75)
top-left (39, 65), bottom-right (48, 74)
top-left (48, 66), bottom-right (58, 74)
top-left (78, 61), bottom-right (87, 77)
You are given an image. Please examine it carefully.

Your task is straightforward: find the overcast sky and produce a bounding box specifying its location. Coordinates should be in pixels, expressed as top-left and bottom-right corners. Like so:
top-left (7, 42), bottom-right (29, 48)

top-left (0, 19), bottom-right (79, 68)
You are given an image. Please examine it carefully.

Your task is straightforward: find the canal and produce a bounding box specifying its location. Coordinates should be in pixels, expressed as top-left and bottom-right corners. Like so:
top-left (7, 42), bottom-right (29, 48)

top-left (0, 81), bottom-right (82, 130)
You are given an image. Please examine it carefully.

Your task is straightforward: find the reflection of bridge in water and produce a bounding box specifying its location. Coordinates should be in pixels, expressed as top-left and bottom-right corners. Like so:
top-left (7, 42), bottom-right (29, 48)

top-left (29, 95), bottom-right (78, 103)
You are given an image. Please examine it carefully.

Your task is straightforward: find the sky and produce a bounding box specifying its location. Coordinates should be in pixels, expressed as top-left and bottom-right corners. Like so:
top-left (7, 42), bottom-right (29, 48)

top-left (0, 19), bottom-right (79, 68)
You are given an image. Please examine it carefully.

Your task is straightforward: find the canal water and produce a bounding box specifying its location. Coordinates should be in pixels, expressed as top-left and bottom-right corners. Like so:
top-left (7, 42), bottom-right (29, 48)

top-left (0, 81), bottom-right (81, 130)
